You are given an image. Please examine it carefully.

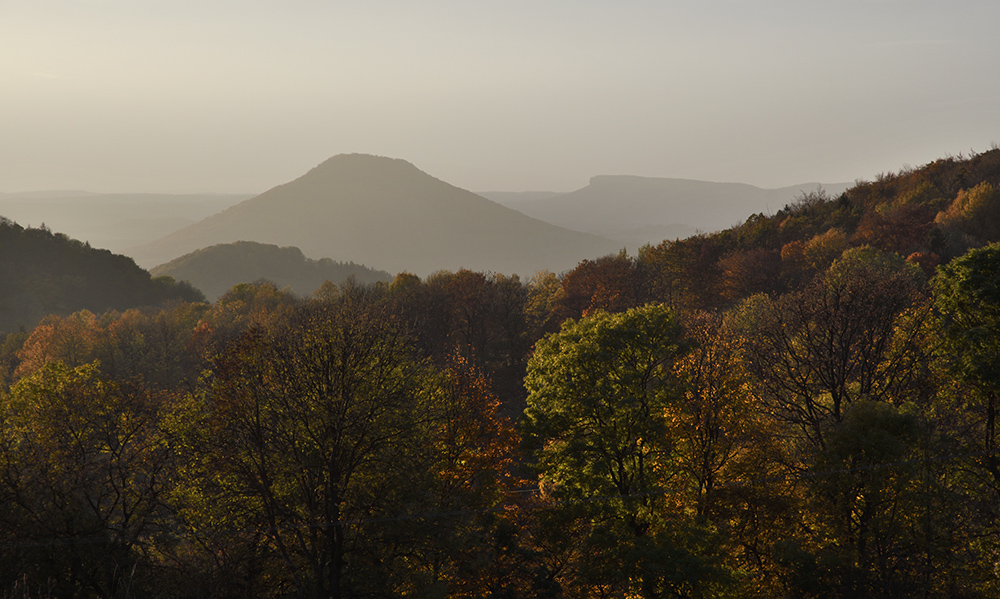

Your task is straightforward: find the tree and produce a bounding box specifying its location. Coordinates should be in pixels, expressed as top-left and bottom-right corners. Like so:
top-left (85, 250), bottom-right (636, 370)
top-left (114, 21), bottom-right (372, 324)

top-left (173, 293), bottom-right (448, 598)
top-left (14, 304), bottom-right (212, 392)
top-left (523, 304), bottom-right (729, 598)
top-left (717, 247), bottom-right (783, 302)
top-left (15, 310), bottom-right (101, 377)
top-left (744, 247), bottom-right (927, 449)
top-left (932, 242), bottom-right (1000, 490)
top-left (0, 362), bottom-right (171, 597)
top-left (802, 228), bottom-right (849, 271)
top-left (670, 311), bottom-right (788, 596)
top-left (421, 350), bottom-right (530, 597)
top-left (207, 280), bottom-right (299, 342)
top-left (852, 204), bottom-right (936, 257)
top-left (740, 248), bottom-right (948, 597)
top-left (524, 271), bottom-right (564, 338)
top-left (934, 182), bottom-right (1000, 256)
top-left (553, 253), bottom-right (643, 322)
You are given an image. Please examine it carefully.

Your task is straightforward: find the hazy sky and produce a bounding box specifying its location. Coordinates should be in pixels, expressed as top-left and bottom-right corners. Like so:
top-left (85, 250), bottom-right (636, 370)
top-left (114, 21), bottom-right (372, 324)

top-left (2, 0), bottom-right (999, 194)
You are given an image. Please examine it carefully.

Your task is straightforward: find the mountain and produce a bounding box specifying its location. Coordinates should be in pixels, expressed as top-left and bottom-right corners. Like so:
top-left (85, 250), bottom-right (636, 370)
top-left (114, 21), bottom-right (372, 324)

top-left (0, 218), bottom-right (203, 333)
top-left (131, 154), bottom-right (619, 276)
top-left (0, 192), bottom-right (249, 255)
top-left (151, 241), bottom-right (392, 301)
top-left (481, 177), bottom-right (853, 251)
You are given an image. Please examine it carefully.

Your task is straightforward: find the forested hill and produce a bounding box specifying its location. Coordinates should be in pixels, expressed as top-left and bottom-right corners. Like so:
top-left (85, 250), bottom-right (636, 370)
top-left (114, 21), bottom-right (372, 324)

top-left (622, 148), bottom-right (1000, 312)
top-left (151, 241), bottom-right (392, 301)
top-left (5, 149), bottom-right (1000, 596)
top-left (0, 218), bottom-right (203, 332)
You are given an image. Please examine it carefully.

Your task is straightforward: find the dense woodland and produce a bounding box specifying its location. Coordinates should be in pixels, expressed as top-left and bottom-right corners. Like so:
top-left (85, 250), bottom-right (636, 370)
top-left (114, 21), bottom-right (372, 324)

top-left (2, 149), bottom-right (1000, 597)
top-left (0, 218), bottom-right (203, 333)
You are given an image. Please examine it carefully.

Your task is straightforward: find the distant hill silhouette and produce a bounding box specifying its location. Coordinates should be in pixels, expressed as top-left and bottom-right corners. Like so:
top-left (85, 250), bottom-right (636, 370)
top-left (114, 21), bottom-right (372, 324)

top-left (475, 191), bottom-right (563, 204)
top-left (151, 241), bottom-right (392, 301)
top-left (131, 154), bottom-right (619, 276)
top-left (482, 177), bottom-right (852, 251)
top-left (0, 192), bottom-right (249, 255)
top-left (0, 218), bottom-right (203, 333)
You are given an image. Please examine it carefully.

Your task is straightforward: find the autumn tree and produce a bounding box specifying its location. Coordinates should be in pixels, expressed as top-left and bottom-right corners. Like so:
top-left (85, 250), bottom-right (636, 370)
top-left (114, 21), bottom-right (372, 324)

top-left (934, 182), bottom-right (1000, 257)
top-left (802, 228), bottom-right (849, 271)
top-left (173, 290), bottom-right (469, 597)
top-left (207, 280), bottom-right (300, 343)
top-left (851, 203), bottom-right (936, 256)
top-left (744, 247), bottom-right (928, 447)
top-left (717, 247), bottom-right (783, 302)
top-left (552, 252), bottom-right (644, 322)
top-left (641, 235), bottom-right (730, 311)
top-left (390, 269), bottom-right (531, 417)
top-left (15, 310), bottom-right (102, 377)
top-left (740, 247), bottom-right (949, 597)
top-left (0, 362), bottom-right (172, 597)
top-left (13, 304), bottom-right (213, 395)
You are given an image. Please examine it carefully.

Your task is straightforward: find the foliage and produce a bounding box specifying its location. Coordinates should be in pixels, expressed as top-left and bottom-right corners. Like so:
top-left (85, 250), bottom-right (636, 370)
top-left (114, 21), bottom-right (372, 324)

top-left (0, 218), bottom-right (203, 333)
top-left (0, 361), bottom-right (171, 597)
top-left (932, 242), bottom-right (1000, 492)
top-left (524, 304), bottom-right (732, 597)
top-left (175, 295), bottom-right (444, 596)
top-left (634, 148), bottom-right (1000, 310)
top-left (934, 182), bottom-right (1000, 254)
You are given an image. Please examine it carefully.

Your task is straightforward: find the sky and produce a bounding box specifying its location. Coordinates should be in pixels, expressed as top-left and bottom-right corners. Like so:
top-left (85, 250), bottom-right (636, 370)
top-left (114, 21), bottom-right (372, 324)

top-left (2, 0), bottom-right (999, 194)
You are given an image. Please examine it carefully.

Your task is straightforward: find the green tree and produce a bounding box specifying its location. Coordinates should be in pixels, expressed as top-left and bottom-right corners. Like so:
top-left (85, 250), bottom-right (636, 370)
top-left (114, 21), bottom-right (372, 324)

top-left (933, 242), bottom-right (1000, 490)
top-left (523, 303), bottom-right (729, 598)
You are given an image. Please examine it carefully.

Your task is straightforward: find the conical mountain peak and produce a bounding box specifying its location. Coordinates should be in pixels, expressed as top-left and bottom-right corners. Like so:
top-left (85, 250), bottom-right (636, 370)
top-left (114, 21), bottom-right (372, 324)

top-left (132, 155), bottom-right (617, 275)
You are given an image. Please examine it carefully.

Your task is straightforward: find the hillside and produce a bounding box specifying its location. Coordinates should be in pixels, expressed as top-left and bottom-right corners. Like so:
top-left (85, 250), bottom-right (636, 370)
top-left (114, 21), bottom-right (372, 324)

top-left (483, 177), bottom-right (852, 250)
top-left (622, 148), bottom-right (1000, 312)
top-left (131, 154), bottom-right (619, 276)
top-left (0, 218), bottom-right (203, 332)
top-left (151, 241), bottom-right (392, 301)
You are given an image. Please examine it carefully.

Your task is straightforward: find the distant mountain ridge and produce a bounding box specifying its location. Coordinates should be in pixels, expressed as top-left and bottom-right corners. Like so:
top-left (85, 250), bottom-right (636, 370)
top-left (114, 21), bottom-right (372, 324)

top-left (132, 154), bottom-right (620, 276)
top-left (0, 192), bottom-right (249, 255)
top-left (151, 241), bottom-right (392, 301)
top-left (481, 176), bottom-right (852, 251)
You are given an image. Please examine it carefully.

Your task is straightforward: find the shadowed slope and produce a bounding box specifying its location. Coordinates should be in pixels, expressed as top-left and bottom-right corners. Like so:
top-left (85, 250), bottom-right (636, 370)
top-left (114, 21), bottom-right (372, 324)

top-left (150, 241), bottom-right (391, 301)
top-left (0, 218), bottom-right (203, 332)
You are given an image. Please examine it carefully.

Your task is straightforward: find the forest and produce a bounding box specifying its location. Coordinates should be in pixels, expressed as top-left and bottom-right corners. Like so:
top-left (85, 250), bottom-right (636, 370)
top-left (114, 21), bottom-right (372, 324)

top-left (2, 148), bottom-right (1000, 598)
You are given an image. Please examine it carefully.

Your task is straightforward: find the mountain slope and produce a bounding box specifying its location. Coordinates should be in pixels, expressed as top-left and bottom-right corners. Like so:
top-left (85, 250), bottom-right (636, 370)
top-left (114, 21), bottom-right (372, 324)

top-left (151, 241), bottom-right (392, 301)
top-left (132, 154), bottom-right (619, 276)
top-left (0, 218), bottom-right (203, 333)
